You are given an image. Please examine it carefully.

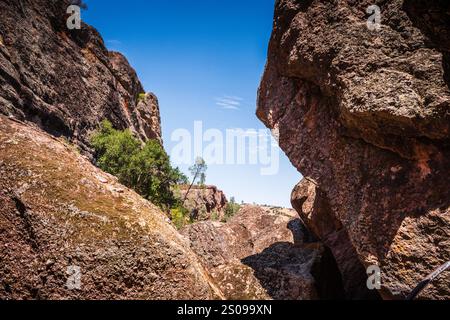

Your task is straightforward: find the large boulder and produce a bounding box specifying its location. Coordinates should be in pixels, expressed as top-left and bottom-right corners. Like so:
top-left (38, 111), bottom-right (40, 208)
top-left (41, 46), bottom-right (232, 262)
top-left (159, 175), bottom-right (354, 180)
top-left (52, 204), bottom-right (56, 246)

top-left (258, 0), bottom-right (450, 299)
top-left (181, 205), bottom-right (345, 300)
top-left (0, 0), bottom-right (162, 152)
top-left (0, 116), bottom-right (222, 300)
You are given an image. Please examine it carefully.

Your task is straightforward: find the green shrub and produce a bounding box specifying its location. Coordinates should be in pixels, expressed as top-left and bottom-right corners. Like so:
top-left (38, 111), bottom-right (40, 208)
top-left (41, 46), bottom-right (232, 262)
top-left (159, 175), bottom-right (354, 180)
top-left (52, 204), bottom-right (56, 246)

top-left (137, 93), bottom-right (147, 103)
top-left (223, 197), bottom-right (241, 222)
top-left (91, 120), bottom-right (187, 210)
top-left (170, 206), bottom-right (190, 230)
top-left (211, 211), bottom-right (219, 221)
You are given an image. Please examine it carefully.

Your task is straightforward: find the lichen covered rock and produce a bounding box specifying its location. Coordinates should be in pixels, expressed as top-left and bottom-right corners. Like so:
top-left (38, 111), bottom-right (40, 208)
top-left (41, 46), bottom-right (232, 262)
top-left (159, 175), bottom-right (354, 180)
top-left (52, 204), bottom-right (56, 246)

top-left (0, 116), bottom-right (222, 300)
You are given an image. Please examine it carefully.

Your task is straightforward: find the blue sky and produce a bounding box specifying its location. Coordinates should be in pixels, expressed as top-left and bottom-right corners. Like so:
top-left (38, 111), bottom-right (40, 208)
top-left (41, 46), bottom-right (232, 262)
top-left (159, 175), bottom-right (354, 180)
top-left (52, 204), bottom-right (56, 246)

top-left (83, 0), bottom-right (302, 207)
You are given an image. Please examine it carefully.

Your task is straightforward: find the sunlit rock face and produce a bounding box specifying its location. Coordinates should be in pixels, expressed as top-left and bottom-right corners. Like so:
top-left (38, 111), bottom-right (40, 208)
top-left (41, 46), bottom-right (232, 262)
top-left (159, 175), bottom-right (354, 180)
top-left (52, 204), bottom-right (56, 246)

top-left (0, 0), bottom-right (162, 153)
top-left (258, 0), bottom-right (449, 300)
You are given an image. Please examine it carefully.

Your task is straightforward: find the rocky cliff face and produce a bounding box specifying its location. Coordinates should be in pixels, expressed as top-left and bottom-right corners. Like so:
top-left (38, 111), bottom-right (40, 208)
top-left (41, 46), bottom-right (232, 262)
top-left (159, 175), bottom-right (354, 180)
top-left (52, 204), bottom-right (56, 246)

top-left (181, 205), bottom-right (345, 300)
top-left (0, 0), bottom-right (162, 152)
top-left (179, 185), bottom-right (228, 221)
top-left (258, 0), bottom-right (449, 299)
top-left (0, 116), bottom-right (221, 300)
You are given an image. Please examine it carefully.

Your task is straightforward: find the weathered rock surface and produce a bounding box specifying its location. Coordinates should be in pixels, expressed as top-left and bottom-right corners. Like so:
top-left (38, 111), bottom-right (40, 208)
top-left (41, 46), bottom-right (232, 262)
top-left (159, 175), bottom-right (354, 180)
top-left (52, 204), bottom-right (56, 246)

top-left (0, 116), bottom-right (222, 300)
top-left (292, 179), bottom-right (380, 300)
top-left (179, 185), bottom-right (228, 221)
top-left (0, 0), bottom-right (162, 152)
top-left (181, 205), bottom-right (345, 300)
top-left (258, 0), bottom-right (450, 299)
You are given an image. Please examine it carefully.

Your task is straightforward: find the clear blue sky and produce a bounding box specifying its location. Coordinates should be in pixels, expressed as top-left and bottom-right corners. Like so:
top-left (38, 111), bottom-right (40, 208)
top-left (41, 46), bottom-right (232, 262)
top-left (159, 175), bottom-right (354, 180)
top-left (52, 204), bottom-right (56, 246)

top-left (83, 0), bottom-right (302, 207)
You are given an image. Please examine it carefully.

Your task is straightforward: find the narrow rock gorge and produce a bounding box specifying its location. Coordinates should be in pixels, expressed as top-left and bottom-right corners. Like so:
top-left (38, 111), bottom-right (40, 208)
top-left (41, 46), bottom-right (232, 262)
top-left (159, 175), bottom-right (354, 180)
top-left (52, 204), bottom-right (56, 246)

top-left (258, 0), bottom-right (449, 299)
top-left (1, 0), bottom-right (448, 301)
top-left (182, 205), bottom-right (345, 300)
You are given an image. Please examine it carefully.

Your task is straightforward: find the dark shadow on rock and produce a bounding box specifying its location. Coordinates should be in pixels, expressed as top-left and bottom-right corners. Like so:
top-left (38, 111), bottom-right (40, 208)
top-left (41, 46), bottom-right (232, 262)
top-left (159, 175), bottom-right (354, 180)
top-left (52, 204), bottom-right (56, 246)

top-left (403, 0), bottom-right (450, 90)
top-left (242, 220), bottom-right (348, 300)
top-left (310, 245), bottom-right (346, 300)
top-left (241, 241), bottom-right (346, 300)
top-left (291, 180), bottom-right (382, 300)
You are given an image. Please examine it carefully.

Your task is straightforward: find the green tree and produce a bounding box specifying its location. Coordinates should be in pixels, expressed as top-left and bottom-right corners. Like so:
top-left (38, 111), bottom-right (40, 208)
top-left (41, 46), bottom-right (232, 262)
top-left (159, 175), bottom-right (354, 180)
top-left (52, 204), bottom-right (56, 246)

top-left (170, 206), bottom-right (190, 230)
top-left (172, 167), bottom-right (189, 185)
top-left (183, 157), bottom-right (208, 204)
top-left (91, 120), bottom-right (187, 209)
top-left (223, 197), bottom-right (241, 222)
top-left (91, 120), bottom-right (141, 184)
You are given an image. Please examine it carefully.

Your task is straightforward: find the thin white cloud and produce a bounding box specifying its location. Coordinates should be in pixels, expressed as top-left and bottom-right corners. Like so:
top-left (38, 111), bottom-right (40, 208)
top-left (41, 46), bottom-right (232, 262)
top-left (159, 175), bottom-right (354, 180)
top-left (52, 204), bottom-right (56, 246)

top-left (216, 98), bottom-right (240, 106)
top-left (224, 95), bottom-right (243, 101)
top-left (218, 104), bottom-right (240, 110)
top-left (215, 95), bottom-right (243, 110)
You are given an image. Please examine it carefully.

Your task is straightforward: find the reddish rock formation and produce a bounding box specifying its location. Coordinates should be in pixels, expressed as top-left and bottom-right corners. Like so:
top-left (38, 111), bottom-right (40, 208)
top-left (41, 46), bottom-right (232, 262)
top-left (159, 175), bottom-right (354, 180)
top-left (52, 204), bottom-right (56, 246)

top-left (0, 0), bottom-right (162, 151)
top-left (179, 185), bottom-right (228, 221)
top-left (0, 116), bottom-right (222, 300)
top-left (181, 205), bottom-right (345, 300)
top-left (258, 0), bottom-right (450, 299)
